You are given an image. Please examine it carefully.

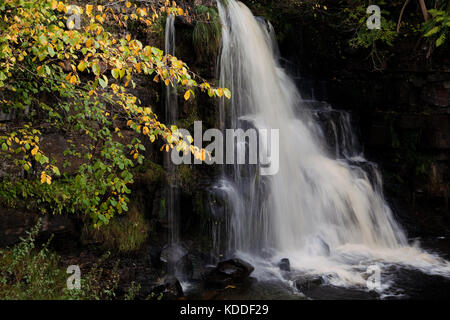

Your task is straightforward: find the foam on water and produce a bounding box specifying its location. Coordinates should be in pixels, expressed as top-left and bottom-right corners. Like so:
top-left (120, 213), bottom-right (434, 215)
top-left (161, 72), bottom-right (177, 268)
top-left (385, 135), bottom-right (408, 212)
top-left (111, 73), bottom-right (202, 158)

top-left (213, 0), bottom-right (450, 295)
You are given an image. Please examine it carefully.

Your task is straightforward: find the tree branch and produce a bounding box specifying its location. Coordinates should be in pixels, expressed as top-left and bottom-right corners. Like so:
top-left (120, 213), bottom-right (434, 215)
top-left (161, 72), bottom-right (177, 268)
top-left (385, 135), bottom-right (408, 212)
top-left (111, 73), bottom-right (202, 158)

top-left (418, 0), bottom-right (430, 22)
top-left (397, 0), bottom-right (410, 33)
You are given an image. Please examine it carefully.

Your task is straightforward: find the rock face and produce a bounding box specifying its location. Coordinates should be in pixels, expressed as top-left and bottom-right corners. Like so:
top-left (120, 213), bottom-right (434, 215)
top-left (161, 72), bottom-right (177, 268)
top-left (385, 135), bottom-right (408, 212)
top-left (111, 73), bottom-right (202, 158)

top-left (0, 208), bottom-right (79, 249)
top-left (203, 258), bottom-right (255, 289)
top-left (278, 258), bottom-right (291, 272)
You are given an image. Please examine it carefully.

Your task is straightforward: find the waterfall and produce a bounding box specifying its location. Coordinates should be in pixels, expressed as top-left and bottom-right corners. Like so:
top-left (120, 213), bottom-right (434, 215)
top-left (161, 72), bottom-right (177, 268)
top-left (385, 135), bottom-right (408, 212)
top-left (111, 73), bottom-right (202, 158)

top-left (213, 0), bottom-right (450, 288)
top-left (163, 14), bottom-right (182, 275)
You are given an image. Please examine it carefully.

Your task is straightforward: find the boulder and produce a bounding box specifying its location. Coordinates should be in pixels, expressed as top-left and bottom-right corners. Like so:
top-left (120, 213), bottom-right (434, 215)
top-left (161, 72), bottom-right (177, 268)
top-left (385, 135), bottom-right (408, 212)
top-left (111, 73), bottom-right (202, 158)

top-left (278, 258), bottom-right (291, 272)
top-left (149, 277), bottom-right (184, 300)
top-left (294, 275), bottom-right (324, 293)
top-left (203, 258), bottom-right (255, 289)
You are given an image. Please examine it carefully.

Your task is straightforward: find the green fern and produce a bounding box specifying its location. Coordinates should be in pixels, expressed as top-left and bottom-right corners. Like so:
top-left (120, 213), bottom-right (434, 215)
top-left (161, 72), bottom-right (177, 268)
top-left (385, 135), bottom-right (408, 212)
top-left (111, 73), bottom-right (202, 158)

top-left (192, 6), bottom-right (222, 61)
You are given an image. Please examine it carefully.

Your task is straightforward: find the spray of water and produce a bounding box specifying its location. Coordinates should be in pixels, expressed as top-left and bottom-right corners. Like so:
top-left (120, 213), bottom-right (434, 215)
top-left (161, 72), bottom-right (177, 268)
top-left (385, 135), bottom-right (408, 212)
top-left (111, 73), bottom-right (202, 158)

top-left (214, 0), bottom-right (450, 292)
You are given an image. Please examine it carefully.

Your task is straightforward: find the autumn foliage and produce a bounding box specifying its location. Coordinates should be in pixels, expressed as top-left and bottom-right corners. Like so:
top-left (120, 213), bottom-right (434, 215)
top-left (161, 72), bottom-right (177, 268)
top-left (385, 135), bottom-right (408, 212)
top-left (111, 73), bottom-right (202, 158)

top-left (0, 0), bottom-right (229, 227)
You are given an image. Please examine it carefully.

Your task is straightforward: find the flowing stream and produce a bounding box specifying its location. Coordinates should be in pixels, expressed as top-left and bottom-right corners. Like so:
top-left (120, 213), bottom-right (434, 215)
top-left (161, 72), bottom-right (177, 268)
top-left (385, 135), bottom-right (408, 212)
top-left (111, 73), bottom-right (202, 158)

top-left (163, 14), bottom-right (183, 276)
top-left (207, 0), bottom-right (450, 298)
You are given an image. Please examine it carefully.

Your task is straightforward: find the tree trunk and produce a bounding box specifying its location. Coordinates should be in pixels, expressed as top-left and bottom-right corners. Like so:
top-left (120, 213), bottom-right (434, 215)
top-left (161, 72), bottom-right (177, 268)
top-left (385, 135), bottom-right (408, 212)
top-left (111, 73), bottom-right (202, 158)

top-left (418, 0), bottom-right (430, 21)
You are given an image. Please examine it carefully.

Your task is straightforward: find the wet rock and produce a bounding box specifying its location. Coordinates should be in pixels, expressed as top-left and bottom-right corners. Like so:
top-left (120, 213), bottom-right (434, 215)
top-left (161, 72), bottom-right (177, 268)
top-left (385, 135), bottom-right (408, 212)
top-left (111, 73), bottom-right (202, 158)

top-left (294, 275), bottom-right (325, 293)
top-left (203, 258), bottom-right (255, 289)
top-left (177, 253), bottom-right (194, 279)
top-left (278, 258), bottom-right (291, 272)
top-left (150, 277), bottom-right (184, 300)
top-left (148, 246), bottom-right (162, 266)
top-left (217, 258), bottom-right (255, 279)
top-left (185, 253), bottom-right (208, 281)
top-left (160, 243), bottom-right (188, 264)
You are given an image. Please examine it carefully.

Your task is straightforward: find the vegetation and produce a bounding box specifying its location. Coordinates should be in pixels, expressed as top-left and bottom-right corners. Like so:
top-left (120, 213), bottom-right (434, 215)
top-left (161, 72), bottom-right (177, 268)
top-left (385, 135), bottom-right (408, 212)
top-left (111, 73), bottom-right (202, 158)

top-left (0, 219), bottom-right (125, 299)
top-left (82, 205), bottom-right (148, 253)
top-left (192, 5), bottom-right (222, 62)
top-left (243, 0), bottom-right (449, 70)
top-left (0, 0), bottom-right (230, 228)
top-left (422, 8), bottom-right (449, 48)
top-left (343, 0), bottom-right (449, 68)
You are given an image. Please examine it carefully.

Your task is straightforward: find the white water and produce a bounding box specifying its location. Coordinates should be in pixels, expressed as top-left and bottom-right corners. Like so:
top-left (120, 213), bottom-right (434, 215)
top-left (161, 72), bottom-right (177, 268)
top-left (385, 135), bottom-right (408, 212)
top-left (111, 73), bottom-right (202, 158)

top-left (164, 14), bottom-right (181, 275)
top-left (215, 0), bottom-right (450, 294)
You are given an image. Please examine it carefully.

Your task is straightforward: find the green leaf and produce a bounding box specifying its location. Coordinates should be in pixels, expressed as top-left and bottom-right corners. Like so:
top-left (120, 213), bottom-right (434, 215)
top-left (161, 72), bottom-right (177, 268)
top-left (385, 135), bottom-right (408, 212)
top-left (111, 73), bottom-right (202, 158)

top-left (52, 166), bottom-right (61, 176)
top-left (223, 88), bottom-right (231, 99)
top-left (436, 33), bottom-right (446, 47)
top-left (99, 77), bottom-right (107, 88)
top-left (77, 61), bottom-right (87, 72)
top-left (92, 63), bottom-right (100, 76)
top-left (48, 46), bottom-right (55, 57)
top-left (111, 68), bottom-right (119, 79)
top-left (424, 26), bottom-right (440, 37)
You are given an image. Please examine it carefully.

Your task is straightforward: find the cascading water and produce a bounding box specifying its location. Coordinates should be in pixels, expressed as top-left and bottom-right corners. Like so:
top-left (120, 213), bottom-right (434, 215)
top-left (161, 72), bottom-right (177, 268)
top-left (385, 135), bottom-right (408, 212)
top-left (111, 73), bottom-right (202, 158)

top-left (163, 14), bottom-right (183, 276)
top-left (214, 0), bottom-right (450, 293)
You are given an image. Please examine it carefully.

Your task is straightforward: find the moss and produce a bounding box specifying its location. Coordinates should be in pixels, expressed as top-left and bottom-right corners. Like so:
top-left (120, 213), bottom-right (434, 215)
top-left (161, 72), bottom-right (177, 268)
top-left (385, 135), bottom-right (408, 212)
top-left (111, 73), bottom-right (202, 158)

top-left (174, 164), bottom-right (196, 193)
top-left (82, 205), bottom-right (148, 253)
top-left (134, 160), bottom-right (165, 185)
top-left (192, 5), bottom-right (222, 62)
top-left (176, 105), bottom-right (200, 130)
top-left (147, 14), bottom-right (167, 49)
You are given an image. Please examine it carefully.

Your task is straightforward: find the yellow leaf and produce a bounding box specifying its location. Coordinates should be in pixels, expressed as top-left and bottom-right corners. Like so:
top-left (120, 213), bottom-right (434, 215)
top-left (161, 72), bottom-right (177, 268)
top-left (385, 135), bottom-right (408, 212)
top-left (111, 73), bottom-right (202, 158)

top-left (126, 34), bottom-right (131, 42)
top-left (31, 146), bottom-right (39, 156)
top-left (225, 285), bottom-right (236, 289)
top-left (86, 4), bottom-right (93, 16)
top-left (142, 127), bottom-right (149, 135)
top-left (40, 171), bottom-right (46, 184)
top-left (127, 120), bottom-right (132, 126)
top-left (201, 149), bottom-right (206, 161)
top-left (69, 75), bottom-right (77, 84)
top-left (126, 1), bottom-right (132, 8)
top-left (184, 90), bottom-right (191, 101)
top-left (67, 19), bottom-right (75, 29)
top-left (86, 39), bottom-right (94, 48)
top-left (133, 153), bottom-right (138, 159)
top-left (57, 2), bottom-right (66, 12)
top-left (150, 135), bottom-right (155, 143)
